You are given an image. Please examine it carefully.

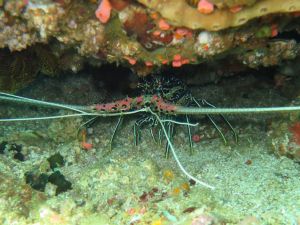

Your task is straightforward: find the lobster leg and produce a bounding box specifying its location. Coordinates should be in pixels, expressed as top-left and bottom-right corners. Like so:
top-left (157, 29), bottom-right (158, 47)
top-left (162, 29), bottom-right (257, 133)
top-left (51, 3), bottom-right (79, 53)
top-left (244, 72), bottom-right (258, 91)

top-left (206, 114), bottom-right (228, 145)
top-left (165, 120), bottom-right (175, 158)
top-left (110, 116), bottom-right (123, 151)
top-left (185, 115), bottom-right (193, 154)
top-left (77, 116), bottom-right (99, 139)
top-left (133, 115), bottom-right (156, 146)
top-left (149, 125), bottom-right (158, 144)
top-left (201, 99), bottom-right (238, 143)
top-left (133, 122), bottom-right (140, 146)
top-left (192, 97), bottom-right (228, 145)
top-left (158, 128), bottom-right (163, 145)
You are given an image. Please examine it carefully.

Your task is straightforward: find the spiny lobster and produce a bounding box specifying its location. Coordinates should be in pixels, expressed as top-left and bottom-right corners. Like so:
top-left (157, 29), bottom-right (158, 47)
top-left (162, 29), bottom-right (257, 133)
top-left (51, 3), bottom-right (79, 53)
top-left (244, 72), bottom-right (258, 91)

top-left (132, 75), bottom-right (237, 156)
top-left (1, 76), bottom-right (300, 190)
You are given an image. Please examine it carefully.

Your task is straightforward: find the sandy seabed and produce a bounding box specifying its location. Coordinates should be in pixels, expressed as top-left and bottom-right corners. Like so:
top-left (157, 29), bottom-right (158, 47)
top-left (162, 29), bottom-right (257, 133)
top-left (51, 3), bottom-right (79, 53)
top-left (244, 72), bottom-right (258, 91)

top-left (0, 72), bottom-right (299, 225)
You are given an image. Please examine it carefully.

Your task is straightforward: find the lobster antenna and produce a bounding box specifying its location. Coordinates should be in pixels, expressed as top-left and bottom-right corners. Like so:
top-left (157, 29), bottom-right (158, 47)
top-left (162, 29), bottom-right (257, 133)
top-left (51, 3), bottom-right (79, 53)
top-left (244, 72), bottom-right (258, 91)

top-left (175, 105), bottom-right (300, 115)
top-left (0, 109), bottom-right (148, 122)
top-left (2, 92), bottom-right (300, 115)
top-left (149, 109), bottom-right (215, 190)
top-left (0, 114), bottom-right (89, 122)
top-left (0, 92), bottom-right (88, 114)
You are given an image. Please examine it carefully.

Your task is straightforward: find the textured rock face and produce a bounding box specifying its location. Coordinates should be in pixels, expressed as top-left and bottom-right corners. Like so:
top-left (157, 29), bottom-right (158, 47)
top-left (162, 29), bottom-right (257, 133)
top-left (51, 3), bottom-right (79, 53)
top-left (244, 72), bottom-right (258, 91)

top-left (138, 0), bottom-right (300, 30)
top-left (0, 0), bottom-right (300, 81)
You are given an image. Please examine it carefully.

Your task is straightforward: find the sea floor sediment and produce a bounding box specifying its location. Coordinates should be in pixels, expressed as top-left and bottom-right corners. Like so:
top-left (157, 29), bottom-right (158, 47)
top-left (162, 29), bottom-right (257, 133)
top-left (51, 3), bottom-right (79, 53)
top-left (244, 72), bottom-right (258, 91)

top-left (0, 73), bottom-right (299, 225)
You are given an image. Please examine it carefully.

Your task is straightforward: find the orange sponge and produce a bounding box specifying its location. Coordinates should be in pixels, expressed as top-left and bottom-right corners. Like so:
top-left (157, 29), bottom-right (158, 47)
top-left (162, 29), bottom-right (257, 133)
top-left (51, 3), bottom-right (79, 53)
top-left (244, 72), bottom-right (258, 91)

top-left (197, 0), bottom-right (214, 14)
top-left (95, 0), bottom-right (112, 23)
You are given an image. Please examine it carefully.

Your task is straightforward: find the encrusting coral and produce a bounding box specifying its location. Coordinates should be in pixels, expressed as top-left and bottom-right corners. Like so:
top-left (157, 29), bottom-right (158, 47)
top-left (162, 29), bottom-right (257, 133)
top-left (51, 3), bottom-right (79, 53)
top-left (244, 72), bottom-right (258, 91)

top-left (137, 0), bottom-right (300, 30)
top-left (187, 0), bottom-right (258, 9)
top-left (0, 0), bottom-right (300, 79)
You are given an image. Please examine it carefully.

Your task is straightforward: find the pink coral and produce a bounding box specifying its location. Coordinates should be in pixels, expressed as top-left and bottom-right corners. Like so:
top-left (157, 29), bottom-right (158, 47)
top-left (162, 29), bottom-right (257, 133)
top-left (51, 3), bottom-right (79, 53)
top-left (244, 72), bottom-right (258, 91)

top-left (158, 19), bottom-right (170, 30)
top-left (197, 0), bottom-right (214, 14)
top-left (95, 0), bottom-right (112, 23)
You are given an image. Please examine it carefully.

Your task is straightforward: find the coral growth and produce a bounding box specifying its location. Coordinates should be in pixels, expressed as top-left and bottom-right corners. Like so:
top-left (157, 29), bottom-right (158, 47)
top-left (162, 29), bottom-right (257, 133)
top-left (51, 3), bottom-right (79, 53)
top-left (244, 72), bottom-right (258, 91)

top-left (238, 40), bottom-right (300, 68)
top-left (95, 0), bottom-right (112, 23)
top-left (137, 0), bottom-right (300, 30)
top-left (289, 122), bottom-right (300, 145)
top-left (0, 0), bottom-right (300, 79)
top-left (270, 119), bottom-right (300, 162)
top-left (0, 44), bottom-right (59, 92)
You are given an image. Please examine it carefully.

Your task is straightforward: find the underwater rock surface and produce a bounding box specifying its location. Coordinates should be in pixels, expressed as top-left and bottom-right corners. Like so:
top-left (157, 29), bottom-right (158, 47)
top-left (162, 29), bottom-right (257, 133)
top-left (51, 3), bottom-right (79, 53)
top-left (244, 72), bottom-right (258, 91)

top-left (0, 0), bottom-right (300, 79)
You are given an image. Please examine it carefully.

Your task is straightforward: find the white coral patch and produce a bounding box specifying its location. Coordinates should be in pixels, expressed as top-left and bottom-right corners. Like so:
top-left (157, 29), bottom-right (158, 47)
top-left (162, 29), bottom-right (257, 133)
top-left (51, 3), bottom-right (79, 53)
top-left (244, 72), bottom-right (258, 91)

top-left (197, 31), bottom-right (212, 45)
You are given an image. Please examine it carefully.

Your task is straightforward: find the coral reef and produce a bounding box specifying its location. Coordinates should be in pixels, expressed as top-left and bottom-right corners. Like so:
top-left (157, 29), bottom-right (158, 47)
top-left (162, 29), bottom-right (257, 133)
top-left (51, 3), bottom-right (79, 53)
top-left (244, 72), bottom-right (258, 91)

top-left (0, 44), bottom-right (59, 92)
top-left (187, 0), bottom-right (258, 9)
top-left (0, 0), bottom-right (300, 80)
top-left (237, 39), bottom-right (300, 68)
top-left (1, 1), bottom-right (300, 223)
top-left (138, 0), bottom-right (300, 30)
top-left (270, 113), bottom-right (300, 162)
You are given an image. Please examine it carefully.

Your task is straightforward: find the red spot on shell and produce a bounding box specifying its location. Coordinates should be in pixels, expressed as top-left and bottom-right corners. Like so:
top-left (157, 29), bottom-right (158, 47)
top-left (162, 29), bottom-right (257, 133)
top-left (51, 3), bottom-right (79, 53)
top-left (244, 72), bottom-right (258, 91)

top-left (94, 104), bottom-right (105, 111)
top-left (152, 96), bottom-right (176, 112)
top-left (136, 96), bottom-right (144, 104)
top-left (115, 97), bottom-right (133, 110)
